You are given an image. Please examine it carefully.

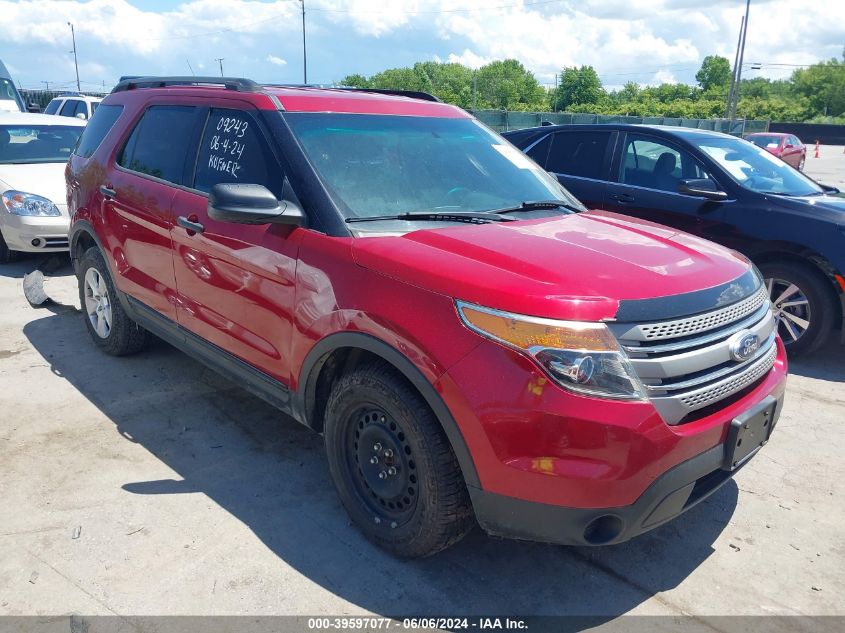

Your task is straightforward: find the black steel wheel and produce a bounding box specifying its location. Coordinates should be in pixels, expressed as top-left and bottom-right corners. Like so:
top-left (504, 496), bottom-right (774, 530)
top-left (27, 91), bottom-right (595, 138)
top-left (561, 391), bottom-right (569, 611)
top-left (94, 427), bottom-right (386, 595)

top-left (324, 361), bottom-right (474, 558)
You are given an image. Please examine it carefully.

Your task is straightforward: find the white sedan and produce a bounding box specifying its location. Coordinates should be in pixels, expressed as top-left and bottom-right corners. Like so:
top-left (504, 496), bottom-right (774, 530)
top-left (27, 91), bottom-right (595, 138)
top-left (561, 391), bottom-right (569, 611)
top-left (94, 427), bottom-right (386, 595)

top-left (0, 112), bottom-right (85, 263)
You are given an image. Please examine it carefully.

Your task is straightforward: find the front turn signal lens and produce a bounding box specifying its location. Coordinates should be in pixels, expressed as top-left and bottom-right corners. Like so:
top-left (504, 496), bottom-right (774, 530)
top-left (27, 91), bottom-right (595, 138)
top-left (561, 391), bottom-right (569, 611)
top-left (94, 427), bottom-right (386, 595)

top-left (456, 301), bottom-right (647, 401)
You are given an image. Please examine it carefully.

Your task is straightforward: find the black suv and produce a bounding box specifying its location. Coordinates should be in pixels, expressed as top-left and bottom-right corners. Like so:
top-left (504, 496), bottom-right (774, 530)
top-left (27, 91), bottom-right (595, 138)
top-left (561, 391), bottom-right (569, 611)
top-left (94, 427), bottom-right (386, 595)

top-left (504, 124), bottom-right (845, 355)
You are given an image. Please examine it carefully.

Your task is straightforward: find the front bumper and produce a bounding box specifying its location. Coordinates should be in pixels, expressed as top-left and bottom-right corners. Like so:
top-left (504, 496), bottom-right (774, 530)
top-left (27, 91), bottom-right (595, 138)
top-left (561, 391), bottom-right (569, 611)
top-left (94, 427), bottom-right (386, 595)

top-left (439, 333), bottom-right (788, 545)
top-left (469, 393), bottom-right (783, 546)
top-left (0, 211), bottom-right (70, 253)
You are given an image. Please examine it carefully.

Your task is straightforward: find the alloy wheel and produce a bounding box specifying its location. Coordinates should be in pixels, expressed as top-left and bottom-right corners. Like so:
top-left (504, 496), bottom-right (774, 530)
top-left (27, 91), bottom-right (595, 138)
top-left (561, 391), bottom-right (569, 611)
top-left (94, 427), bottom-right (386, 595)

top-left (767, 277), bottom-right (811, 344)
top-left (84, 267), bottom-right (113, 339)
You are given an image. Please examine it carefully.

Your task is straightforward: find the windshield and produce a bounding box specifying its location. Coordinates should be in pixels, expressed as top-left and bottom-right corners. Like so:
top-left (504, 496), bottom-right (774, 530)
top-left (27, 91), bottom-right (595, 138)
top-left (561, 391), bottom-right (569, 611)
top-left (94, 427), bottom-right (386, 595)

top-left (693, 136), bottom-right (822, 196)
top-left (284, 113), bottom-right (584, 221)
top-left (746, 135), bottom-right (783, 149)
top-left (0, 125), bottom-right (83, 164)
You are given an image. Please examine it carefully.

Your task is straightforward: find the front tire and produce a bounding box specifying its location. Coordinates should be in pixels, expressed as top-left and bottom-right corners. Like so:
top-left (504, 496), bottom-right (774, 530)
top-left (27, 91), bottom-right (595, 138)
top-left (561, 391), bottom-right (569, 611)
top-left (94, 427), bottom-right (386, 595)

top-left (77, 247), bottom-right (148, 356)
top-left (798, 155), bottom-right (805, 171)
top-left (759, 261), bottom-right (836, 356)
top-left (0, 232), bottom-right (19, 264)
top-left (324, 362), bottom-right (474, 558)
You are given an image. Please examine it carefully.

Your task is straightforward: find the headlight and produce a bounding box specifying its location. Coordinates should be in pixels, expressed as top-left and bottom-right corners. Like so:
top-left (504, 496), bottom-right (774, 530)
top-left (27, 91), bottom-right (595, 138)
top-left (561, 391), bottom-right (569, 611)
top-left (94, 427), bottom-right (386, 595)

top-left (2, 190), bottom-right (61, 216)
top-left (456, 301), bottom-right (647, 401)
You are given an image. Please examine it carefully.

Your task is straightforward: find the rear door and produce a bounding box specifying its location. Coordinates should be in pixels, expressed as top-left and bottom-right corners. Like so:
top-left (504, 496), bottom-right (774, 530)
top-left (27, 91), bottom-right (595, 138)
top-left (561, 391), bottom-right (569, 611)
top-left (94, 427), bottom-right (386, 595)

top-left (540, 129), bottom-right (615, 208)
top-left (170, 105), bottom-right (302, 384)
top-left (603, 132), bottom-right (729, 239)
top-left (104, 104), bottom-right (202, 321)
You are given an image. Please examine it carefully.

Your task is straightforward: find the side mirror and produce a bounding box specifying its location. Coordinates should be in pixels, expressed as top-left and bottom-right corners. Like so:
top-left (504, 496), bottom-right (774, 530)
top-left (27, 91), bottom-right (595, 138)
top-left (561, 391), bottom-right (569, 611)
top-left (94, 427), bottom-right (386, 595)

top-left (784, 143), bottom-right (794, 149)
top-left (208, 183), bottom-right (304, 226)
top-left (75, 112), bottom-right (87, 120)
top-left (27, 102), bottom-right (41, 113)
top-left (677, 178), bottom-right (729, 201)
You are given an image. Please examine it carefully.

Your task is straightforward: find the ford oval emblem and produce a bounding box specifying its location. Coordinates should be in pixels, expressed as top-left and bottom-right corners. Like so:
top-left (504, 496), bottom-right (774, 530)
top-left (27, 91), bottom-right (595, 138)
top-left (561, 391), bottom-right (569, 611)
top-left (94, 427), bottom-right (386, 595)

top-left (728, 330), bottom-right (760, 362)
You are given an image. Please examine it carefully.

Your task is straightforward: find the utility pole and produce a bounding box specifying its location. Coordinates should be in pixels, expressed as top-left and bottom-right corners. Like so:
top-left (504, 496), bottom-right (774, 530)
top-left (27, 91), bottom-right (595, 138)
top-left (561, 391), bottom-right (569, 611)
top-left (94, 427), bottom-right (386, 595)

top-left (68, 22), bottom-right (81, 92)
top-left (216, 58), bottom-right (225, 77)
top-left (727, 0), bottom-right (751, 122)
top-left (41, 81), bottom-right (50, 91)
top-left (726, 15), bottom-right (744, 118)
top-left (300, 0), bottom-right (307, 84)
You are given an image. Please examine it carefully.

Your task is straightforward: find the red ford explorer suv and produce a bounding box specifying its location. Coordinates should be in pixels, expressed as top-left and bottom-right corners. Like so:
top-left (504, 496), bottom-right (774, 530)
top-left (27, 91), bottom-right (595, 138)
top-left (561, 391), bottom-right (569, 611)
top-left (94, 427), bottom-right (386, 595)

top-left (67, 77), bottom-right (787, 557)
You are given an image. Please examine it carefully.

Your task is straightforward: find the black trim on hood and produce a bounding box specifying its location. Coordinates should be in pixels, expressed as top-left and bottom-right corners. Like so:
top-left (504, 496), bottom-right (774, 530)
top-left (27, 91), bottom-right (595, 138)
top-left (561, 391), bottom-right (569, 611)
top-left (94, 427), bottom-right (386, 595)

top-left (615, 268), bottom-right (762, 322)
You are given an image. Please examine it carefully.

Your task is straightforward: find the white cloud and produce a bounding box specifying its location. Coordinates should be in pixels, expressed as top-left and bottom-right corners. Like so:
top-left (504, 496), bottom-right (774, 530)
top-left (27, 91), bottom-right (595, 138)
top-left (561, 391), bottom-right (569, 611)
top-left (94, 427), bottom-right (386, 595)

top-left (0, 0), bottom-right (841, 91)
top-left (266, 54), bottom-right (287, 66)
top-left (651, 70), bottom-right (678, 85)
top-left (445, 49), bottom-right (489, 70)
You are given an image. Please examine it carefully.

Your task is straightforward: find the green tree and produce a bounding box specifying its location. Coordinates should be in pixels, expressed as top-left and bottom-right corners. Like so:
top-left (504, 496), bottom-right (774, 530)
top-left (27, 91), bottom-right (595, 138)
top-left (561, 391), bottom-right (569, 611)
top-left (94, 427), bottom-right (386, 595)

top-left (552, 66), bottom-right (604, 111)
top-left (339, 73), bottom-right (369, 88)
top-left (791, 58), bottom-right (845, 118)
top-left (695, 55), bottom-right (732, 92)
top-left (474, 59), bottom-right (547, 111)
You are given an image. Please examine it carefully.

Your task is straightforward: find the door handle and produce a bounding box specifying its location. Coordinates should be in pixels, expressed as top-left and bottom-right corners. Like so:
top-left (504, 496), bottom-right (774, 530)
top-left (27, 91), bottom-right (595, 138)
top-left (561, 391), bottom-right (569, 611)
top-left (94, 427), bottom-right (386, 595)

top-left (99, 185), bottom-right (116, 199)
top-left (611, 193), bottom-right (635, 204)
top-left (177, 215), bottom-right (205, 235)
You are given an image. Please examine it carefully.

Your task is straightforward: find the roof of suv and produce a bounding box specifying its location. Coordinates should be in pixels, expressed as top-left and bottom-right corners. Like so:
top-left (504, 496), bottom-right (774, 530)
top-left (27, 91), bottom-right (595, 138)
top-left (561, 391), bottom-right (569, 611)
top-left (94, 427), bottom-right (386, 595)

top-left (105, 77), bottom-right (468, 118)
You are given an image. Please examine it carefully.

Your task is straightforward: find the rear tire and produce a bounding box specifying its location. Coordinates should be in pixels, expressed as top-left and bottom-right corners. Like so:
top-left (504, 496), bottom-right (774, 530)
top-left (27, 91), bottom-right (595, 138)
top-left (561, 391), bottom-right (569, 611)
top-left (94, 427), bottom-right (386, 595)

top-left (324, 362), bottom-right (474, 558)
top-left (759, 261), bottom-right (836, 356)
top-left (77, 247), bottom-right (148, 356)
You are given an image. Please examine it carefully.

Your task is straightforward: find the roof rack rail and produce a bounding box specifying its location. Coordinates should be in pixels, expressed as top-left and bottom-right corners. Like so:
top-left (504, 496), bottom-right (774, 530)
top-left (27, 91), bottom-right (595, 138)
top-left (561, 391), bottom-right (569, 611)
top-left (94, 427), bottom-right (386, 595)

top-left (111, 76), bottom-right (261, 94)
top-left (266, 84), bottom-right (442, 103)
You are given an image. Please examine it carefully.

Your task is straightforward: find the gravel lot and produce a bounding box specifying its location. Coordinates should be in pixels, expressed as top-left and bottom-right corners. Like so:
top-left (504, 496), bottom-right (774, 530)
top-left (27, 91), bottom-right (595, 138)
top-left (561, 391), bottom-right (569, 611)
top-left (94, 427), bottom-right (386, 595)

top-left (0, 251), bottom-right (843, 623)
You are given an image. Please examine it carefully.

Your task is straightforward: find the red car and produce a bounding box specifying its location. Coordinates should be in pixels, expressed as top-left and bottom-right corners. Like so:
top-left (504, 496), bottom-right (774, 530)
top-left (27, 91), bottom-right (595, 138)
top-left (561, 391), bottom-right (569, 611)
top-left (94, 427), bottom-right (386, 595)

top-left (67, 77), bottom-right (787, 557)
top-left (745, 132), bottom-right (806, 170)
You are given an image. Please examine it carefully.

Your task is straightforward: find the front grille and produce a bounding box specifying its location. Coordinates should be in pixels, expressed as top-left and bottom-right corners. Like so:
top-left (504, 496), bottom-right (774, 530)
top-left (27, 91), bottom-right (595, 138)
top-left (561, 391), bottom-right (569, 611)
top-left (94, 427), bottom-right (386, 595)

top-left (625, 286), bottom-right (768, 341)
top-left (609, 283), bottom-right (778, 425)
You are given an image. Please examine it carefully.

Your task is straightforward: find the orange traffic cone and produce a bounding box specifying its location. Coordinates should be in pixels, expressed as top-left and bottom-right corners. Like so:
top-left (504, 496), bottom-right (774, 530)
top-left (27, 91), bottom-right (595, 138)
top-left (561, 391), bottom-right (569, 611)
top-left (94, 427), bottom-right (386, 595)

top-left (814, 140), bottom-right (820, 158)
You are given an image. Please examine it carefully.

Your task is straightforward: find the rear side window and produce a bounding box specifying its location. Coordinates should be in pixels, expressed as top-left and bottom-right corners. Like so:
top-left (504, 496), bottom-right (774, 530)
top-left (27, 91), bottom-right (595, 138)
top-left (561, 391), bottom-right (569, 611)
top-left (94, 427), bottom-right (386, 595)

top-left (546, 131), bottom-right (611, 179)
top-left (75, 104), bottom-right (123, 158)
top-left (192, 108), bottom-right (281, 196)
top-left (44, 99), bottom-right (61, 115)
top-left (118, 105), bottom-right (197, 184)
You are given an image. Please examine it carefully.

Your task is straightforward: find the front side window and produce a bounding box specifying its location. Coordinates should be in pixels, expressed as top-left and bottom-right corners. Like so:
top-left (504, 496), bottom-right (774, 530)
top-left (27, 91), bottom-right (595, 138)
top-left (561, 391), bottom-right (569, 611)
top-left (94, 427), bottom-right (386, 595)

top-left (545, 131), bottom-right (611, 179)
top-left (44, 99), bottom-right (61, 115)
top-left (193, 109), bottom-right (281, 196)
top-left (619, 136), bottom-right (712, 193)
top-left (0, 125), bottom-right (83, 164)
top-left (695, 136), bottom-right (823, 196)
top-left (74, 104), bottom-right (123, 159)
top-left (118, 105), bottom-right (197, 184)
top-left (60, 99), bottom-right (78, 117)
top-left (285, 113), bottom-right (583, 221)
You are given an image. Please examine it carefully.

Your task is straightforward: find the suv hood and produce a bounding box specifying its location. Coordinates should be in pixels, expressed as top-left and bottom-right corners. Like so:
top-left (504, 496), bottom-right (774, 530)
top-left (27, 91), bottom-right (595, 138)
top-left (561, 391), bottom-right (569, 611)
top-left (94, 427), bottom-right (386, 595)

top-left (352, 211), bottom-right (751, 321)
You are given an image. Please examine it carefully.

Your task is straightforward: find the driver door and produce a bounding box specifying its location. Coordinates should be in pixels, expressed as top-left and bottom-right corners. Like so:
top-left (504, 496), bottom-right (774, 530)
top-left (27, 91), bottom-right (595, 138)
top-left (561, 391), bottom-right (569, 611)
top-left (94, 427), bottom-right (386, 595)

top-left (603, 133), bottom-right (730, 241)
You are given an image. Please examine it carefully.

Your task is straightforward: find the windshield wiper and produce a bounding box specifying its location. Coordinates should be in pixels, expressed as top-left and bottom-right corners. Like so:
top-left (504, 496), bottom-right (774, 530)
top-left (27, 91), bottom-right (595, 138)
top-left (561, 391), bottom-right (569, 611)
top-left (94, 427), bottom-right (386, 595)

top-left (486, 200), bottom-right (583, 215)
top-left (345, 211), bottom-right (515, 224)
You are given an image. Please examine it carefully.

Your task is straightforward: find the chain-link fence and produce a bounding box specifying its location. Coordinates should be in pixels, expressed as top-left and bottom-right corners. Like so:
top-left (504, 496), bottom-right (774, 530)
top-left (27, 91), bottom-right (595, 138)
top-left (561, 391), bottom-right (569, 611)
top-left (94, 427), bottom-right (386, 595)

top-left (20, 89), bottom-right (107, 112)
top-left (472, 110), bottom-right (769, 136)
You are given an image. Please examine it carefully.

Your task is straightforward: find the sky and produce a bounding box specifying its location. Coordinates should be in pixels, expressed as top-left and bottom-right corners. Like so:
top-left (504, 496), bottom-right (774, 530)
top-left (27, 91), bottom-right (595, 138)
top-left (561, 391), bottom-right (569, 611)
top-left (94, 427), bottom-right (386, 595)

top-left (0, 0), bottom-right (842, 93)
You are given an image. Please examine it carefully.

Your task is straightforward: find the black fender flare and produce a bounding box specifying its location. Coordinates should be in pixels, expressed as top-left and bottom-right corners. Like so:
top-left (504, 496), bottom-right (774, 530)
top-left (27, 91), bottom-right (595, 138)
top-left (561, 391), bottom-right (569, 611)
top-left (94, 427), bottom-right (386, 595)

top-left (295, 331), bottom-right (480, 488)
